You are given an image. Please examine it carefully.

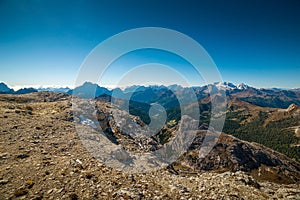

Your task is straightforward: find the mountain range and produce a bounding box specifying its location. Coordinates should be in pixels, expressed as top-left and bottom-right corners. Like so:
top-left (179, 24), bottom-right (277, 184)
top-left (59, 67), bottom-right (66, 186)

top-left (0, 82), bottom-right (72, 95)
top-left (69, 81), bottom-right (300, 109)
top-left (2, 81), bottom-right (300, 108)
top-left (0, 82), bottom-right (38, 94)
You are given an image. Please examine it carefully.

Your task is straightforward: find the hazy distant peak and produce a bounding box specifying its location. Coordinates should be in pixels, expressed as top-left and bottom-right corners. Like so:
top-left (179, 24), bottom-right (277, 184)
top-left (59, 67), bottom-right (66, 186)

top-left (0, 82), bottom-right (15, 94)
top-left (37, 87), bottom-right (71, 93)
top-left (0, 82), bottom-right (12, 93)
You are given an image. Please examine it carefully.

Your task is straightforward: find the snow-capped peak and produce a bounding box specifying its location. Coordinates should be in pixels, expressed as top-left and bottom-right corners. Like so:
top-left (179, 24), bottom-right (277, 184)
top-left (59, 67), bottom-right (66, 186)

top-left (237, 83), bottom-right (249, 90)
top-left (215, 82), bottom-right (237, 90)
top-left (213, 82), bottom-right (250, 91)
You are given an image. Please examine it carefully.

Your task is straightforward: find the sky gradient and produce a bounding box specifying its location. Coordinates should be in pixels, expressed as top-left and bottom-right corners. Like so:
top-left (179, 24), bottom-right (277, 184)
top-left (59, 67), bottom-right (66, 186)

top-left (1, 0), bottom-right (300, 89)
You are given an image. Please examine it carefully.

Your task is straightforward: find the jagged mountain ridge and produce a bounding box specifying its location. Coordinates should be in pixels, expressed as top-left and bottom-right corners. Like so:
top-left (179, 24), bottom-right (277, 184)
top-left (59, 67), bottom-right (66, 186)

top-left (2, 81), bottom-right (300, 109)
top-left (0, 82), bottom-right (38, 95)
top-left (72, 81), bottom-right (300, 109)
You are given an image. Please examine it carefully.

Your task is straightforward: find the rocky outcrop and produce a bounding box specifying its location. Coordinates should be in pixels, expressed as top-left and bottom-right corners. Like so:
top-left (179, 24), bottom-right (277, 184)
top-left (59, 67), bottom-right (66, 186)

top-left (176, 132), bottom-right (300, 184)
top-left (296, 127), bottom-right (300, 137)
top-left (286, 103), bottom-right (298, 112)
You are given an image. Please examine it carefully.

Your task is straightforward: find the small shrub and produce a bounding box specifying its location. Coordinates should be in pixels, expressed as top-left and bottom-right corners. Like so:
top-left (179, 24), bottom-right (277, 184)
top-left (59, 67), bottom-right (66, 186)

top-left (26, 179), bottom-right (34, 189)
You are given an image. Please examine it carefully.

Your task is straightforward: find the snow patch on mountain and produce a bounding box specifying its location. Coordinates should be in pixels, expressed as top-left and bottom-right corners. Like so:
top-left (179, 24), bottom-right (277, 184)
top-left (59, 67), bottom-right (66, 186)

top-left (237, 83), bottom-right (249, 90)
top-left (212, 82), bottom-right (250, 91)
top-left (216, 82), bottom-right (237, 90)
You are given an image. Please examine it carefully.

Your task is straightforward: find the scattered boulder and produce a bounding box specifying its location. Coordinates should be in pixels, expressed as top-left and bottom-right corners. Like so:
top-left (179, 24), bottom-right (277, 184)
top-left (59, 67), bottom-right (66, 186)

top-left (14, 188), bottom-right (28, 197)
top-left (16, 154), bottom-right (29, 159)
top-left (286, 103), bottom-right (297, 112)
top-left (0, 179), bottom-right (9, 185)
top-left (295, 127), bottom-right (300, 137)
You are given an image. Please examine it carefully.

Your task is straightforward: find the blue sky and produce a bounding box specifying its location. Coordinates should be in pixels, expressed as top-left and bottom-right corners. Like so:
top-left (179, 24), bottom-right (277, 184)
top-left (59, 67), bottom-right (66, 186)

top-left (0, 0), bottom-right (300, 89)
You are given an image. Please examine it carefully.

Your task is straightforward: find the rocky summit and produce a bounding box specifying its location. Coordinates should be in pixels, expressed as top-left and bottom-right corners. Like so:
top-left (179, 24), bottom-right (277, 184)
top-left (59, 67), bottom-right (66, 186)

top-left (0, 92), bottom-right (300, 199)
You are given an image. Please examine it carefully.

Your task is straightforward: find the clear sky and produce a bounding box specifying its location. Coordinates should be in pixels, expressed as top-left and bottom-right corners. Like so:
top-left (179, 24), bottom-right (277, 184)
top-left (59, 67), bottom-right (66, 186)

top-left (0, 0), bottom-right (300, 89)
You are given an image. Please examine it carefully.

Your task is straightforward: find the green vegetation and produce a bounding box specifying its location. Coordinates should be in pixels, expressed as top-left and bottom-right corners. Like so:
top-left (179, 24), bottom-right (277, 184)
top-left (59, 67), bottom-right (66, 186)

top-left (223, 111), bottom-right (300, 161)
top-left (128, 98), bottom-right (182, 125)
top-left (128, 100), bottom-right (151, 124)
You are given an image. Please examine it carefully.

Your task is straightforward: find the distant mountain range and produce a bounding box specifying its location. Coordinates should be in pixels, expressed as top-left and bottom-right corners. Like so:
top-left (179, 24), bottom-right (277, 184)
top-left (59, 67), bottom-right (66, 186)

top-left (1, 81), bottom-right (300, 109)
top-left (68, 81), bottom-right (300, 109)
top-left (0, 82), bottom-right (71, 95)
top-left (0, 82), bottom-right (38, 94)
top-left (37, 86), bottom-right (71, 93)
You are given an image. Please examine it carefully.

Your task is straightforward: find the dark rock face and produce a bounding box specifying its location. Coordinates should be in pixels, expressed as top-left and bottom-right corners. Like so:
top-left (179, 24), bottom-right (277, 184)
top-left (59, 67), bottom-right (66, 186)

top-left (177, 132), bottom-right (300, 184)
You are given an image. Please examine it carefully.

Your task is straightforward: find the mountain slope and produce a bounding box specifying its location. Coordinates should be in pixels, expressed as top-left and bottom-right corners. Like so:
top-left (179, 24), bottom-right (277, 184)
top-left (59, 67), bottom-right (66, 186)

top-left (93, 95), bottom-right (300, 183)
top-left (175, 132), bottom-right (300, 184)
top-left (223, 98), bottom-right (300, 161)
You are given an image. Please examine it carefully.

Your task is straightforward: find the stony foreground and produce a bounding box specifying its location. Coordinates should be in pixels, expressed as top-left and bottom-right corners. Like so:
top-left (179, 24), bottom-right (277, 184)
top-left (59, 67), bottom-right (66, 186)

top-left (0, 93), bottom-right (299, 199)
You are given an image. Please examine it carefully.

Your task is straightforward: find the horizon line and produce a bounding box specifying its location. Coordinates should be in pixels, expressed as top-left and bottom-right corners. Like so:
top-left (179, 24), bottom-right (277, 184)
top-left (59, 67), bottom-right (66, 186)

top-left (1, 81), bottom-right (299, 91)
